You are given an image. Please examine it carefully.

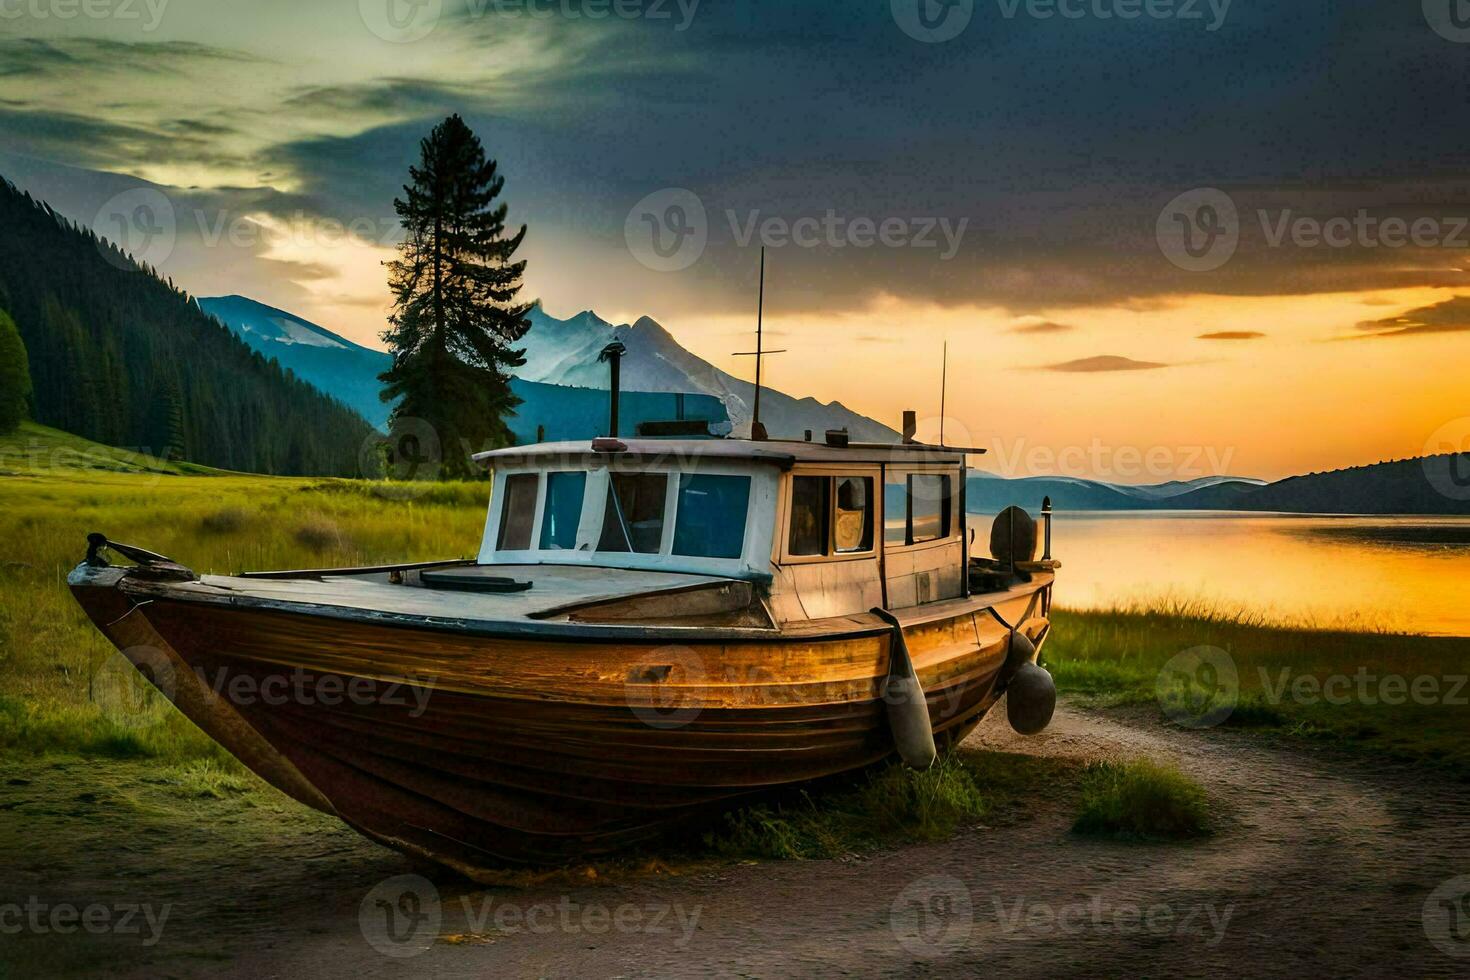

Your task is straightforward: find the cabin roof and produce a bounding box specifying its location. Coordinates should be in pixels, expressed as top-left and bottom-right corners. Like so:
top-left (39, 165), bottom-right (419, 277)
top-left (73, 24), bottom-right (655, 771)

top-left (473, 438), bottom-right (967, 469)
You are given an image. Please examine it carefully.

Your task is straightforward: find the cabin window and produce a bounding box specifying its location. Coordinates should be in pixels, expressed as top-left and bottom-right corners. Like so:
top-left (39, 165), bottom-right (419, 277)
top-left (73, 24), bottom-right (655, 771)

top-left (597, 472), bottom-right (668, 554)
top-left (833, 476), bottom-right (874, 553)
top-left (908, 473), bottom-right (952, 543)
top-left (884, 475), bottom-right (908, 546)
top-left (788, 476), bottom-right (830, 556)
top-left (539, 471), bottom-right (586, 551)
top-left (496, 473), bottom-right (539, 551)
top-left (673, 474), bottom-right (751, 559)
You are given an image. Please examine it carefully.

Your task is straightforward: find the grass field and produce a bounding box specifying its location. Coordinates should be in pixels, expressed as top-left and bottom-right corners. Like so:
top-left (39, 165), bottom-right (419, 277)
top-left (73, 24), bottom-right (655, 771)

top-left (1045, 603), bottom-right (1470, 777)
top-left (0, 421), bottom-right (487, 762)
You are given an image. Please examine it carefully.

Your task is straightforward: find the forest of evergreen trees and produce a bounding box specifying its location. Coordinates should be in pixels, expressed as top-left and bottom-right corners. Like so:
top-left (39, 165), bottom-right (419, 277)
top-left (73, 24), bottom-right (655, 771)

top-left (0, 178), bottom-right (373, 475)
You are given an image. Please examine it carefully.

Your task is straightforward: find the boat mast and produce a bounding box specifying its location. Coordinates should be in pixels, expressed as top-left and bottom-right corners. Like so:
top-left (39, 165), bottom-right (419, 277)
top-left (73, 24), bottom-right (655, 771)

top-left (939, 340), bottom-right (948, 448)
top-left (733, 246), bottom-right (785, 440)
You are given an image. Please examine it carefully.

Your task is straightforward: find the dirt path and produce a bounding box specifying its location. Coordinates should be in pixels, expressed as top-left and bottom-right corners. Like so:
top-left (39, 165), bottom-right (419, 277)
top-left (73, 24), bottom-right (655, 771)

top-left (8, 704), bottom-right (1469, 977)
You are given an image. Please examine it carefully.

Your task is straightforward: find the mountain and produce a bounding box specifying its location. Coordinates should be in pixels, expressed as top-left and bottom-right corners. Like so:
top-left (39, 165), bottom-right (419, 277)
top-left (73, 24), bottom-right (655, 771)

top-left (965, 474), bottom-right (1264, 513)
top-left (0, 178), bottom-right (373, 476)
top-left (196, 296), bottom-right (730, 441)
top-left (968, 460), bottom-right (1470, 516)
top-left (199, 296), bottom-right (394, 428)
top-left (515, 306), bottom-right (900, 442)
top-left (197, 297), bottom-right (899, 442)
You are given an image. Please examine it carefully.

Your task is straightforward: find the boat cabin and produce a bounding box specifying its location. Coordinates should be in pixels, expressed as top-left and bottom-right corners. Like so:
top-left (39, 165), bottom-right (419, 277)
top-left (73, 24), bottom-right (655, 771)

top-left (473, 438), bottom-right (969, 624)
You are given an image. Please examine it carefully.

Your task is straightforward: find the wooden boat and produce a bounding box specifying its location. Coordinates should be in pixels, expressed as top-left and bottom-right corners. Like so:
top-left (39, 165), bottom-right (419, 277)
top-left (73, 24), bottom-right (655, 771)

top-left (70, 430), bottom-right (1059, 873)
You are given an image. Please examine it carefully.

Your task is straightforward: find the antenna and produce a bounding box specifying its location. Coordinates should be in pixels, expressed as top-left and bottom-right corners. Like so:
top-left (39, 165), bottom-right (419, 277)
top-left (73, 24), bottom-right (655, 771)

top-left (939, 341), bottom-right (948, 447)
top-left (732, 246), bottom-right (786, 440)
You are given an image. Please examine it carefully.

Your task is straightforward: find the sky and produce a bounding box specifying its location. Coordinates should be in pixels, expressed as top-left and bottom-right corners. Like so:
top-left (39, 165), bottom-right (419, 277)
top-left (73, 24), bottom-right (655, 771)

top-left (1, 0), bottom-right (1467, 481)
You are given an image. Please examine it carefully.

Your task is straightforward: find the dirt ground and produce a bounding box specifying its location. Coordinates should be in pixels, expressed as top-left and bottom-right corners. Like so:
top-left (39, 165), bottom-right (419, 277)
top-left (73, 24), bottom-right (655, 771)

top-left (4, 703), bottom-right (1469, 978)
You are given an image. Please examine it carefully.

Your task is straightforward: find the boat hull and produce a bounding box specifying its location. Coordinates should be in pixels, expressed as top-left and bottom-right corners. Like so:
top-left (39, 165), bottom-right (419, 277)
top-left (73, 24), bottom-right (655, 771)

top-left (70, 565), bottom-right (1051, 871)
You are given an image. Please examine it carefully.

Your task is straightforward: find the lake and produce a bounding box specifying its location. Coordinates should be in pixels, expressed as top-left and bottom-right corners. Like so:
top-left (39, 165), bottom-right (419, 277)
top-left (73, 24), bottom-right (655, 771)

top-left (987, 511), bottom-right (1470, 636)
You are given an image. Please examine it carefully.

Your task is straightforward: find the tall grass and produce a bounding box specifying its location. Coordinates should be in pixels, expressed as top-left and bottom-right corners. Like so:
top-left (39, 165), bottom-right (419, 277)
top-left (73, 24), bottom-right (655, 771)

top-left (1072, 759), bottom-right (1210, 840)
top-left (0, 422), bottom-right (488, 762)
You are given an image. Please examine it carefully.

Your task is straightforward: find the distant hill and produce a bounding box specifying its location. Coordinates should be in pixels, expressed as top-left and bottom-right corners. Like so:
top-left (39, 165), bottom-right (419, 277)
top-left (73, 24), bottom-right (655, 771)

top-left (969, 458), bottom-right (1470, 516)
top-left (0, 178), bottom-right (373, 476)
top-left (198, 296), bottom-right (891, 441)
top-left (0, 420), bottom-right (230, 477)
top-left (1173, 455), bottom-right (1470, 515)
top-left (966, 474), bottom-right (1266, 513)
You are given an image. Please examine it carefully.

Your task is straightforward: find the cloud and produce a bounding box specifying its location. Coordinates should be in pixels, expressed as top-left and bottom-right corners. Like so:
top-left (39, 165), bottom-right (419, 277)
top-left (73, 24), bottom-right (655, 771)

top-left (1040, 355), bottom-right (1170, 373)
top-left (1010, 319), bottom-right (1074, 334)
top-left (1352, 296), bottom-right (1470, 338)
top-left (1197, 331), bottom-right (1265, 340)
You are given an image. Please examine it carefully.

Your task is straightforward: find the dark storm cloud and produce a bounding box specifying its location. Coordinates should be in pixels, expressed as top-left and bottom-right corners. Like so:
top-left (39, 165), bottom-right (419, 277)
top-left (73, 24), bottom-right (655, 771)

top-left (1198, 331), bottom-right (1265, 340)
top-left (9, 1), bottom-right (1470, 317)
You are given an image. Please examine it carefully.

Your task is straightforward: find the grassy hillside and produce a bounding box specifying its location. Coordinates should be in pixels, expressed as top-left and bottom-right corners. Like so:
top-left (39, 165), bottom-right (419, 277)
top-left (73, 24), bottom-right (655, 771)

top-left (0, 177), bottom-right (374, 475)
top-left (0, 423), bottom-right (487, 761)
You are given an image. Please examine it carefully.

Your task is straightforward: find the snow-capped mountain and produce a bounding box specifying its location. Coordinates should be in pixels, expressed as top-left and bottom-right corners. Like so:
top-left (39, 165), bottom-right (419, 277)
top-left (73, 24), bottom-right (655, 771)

top-left (518, 305), bottom-right (900, 442)
top-left (196, 296), bottom-right (896, 441)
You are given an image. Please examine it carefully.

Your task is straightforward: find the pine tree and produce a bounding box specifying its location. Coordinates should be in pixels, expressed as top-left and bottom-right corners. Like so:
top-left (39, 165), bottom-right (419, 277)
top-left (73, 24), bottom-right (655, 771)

top-left (379, 114), bottom-right (533, 479)
top-left (0, 308), bottom-right (33, 433)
